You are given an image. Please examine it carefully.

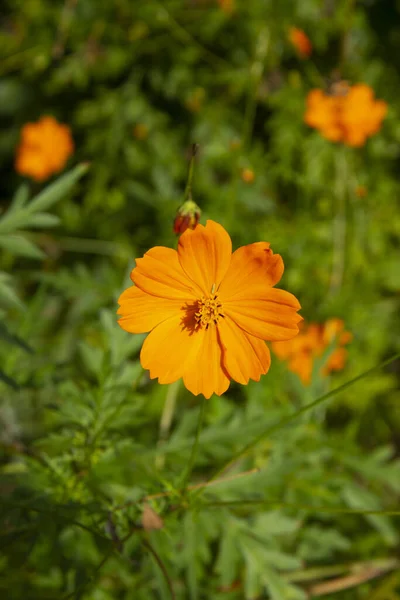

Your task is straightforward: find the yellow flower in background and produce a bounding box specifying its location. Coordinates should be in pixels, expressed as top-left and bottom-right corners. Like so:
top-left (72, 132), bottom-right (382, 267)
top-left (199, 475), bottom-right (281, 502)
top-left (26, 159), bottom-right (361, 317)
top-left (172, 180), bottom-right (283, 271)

top-left (15, 116), bottom-right (74, 182)
top-left (304, 83), bottom-right (387, 147)
top-left (272, 318), bottom-right (352, 385)
top-left (118, 221), bottom-right (302, 398)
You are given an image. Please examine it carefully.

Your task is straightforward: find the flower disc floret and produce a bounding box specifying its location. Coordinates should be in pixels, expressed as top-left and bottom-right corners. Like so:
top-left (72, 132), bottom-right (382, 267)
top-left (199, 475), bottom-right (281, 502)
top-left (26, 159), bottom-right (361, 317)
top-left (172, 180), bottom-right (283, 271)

top-left (195, 293), bottom-right (224, 329)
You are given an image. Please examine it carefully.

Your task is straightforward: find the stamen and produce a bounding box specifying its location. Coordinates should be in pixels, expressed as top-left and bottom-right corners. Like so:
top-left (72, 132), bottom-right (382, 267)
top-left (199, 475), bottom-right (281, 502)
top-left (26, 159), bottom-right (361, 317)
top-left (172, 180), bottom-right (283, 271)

top-left (195, 293), bottom-right (224, 329)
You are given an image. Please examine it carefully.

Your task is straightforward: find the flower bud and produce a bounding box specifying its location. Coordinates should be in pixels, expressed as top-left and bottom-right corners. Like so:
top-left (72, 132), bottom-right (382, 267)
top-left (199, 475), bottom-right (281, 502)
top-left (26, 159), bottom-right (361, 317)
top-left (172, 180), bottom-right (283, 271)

top-left (173, 199), bottom-right (201, 235)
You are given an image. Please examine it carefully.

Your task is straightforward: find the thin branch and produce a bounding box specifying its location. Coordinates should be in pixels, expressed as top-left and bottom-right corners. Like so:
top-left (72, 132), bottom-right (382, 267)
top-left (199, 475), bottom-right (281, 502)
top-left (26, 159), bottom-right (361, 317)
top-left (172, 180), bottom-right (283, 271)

top-left (180, 396), bottom-right (207, 491)
top-left (113, 468), bottom-right (260, 507)
top-left (143, 539), bottom-right (176, 600)
top-left (198, 498), bottom-right (400, 517)
top-left (308, 560), bottom-right (396, 597)
top-left (156, 381), bottom-right (180, 469)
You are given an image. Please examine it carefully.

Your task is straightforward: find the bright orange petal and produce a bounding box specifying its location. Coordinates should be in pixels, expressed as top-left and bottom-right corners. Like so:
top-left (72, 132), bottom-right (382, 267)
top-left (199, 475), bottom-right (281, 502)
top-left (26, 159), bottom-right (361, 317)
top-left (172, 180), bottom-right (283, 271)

top-left (183, 324), bottom-right (230, 398)
top-left (117, 286), bottom-right (184, 333)
top-left (140, 312), bottom-right (198, 385)
top-left (218, 316), bottom-right (270, 384)
top-left (140, 314), bottom-right (230, 397)
top-left (225, 287), bottom-right (302, 341)
top-left (132, 246), bottom-right (202, 300)
top-left (218, 242), bottom-right (283, 300)
top-left (178, 220), bottom-right (232, 295)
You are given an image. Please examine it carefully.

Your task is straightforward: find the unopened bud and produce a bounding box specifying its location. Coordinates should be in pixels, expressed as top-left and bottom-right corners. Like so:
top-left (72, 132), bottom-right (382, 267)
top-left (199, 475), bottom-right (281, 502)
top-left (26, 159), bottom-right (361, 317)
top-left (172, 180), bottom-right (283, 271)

top-left (173, 199), bottom-right (201, 235)
top-left (241, 168), bottom-right (255, 183)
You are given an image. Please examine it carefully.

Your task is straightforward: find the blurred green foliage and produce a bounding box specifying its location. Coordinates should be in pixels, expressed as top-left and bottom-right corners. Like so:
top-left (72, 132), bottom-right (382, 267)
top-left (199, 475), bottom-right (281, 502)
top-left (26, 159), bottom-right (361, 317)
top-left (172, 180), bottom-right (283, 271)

top-left (1, 0), bottom-right (400, 598)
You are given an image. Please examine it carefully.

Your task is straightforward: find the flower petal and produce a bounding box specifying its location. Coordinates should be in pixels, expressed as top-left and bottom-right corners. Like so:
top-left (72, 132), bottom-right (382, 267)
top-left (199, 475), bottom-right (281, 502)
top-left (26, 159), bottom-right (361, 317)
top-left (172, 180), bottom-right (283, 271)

top-left (224, 287), bottom-right (302, 341)
top-left (117, 286), bottom-right (185, 333)
top-left (140, 312), bottom-right (199, 385)
top-left (178, 220), bottom-right (232, 296)
top-left (140, 314), bottom-right (230, 398)
top-left (218, 242), bottom-right (284, 301)
top-left (218, 317), bottom-right (271, 384)
top-left (183, 324), bottom-right (230, 398)
top-left (132, 246), bottom-right (202, 300)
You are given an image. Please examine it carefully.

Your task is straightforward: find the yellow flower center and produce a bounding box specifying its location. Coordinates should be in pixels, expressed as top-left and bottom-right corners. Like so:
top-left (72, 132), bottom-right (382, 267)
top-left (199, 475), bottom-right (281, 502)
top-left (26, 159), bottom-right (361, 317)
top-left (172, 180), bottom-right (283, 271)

top-left (195, 293), bottom-right (224, 329)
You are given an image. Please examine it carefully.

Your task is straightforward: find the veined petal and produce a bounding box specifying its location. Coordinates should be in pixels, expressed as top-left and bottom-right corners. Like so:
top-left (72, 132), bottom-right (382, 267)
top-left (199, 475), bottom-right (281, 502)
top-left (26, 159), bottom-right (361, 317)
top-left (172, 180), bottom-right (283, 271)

top-left (140, 312), bottom-right (199, 385)
top-left (132, 246), bottom-right (202, 300)
top-left (218, 317), bottom-right (271, 384)
top-left (183, 324), bottom-right (230, 399)
top-left (117, 286), bottom-right (185, 333)
top-left (140, 314), bottom-right (230, 398)
top-left (178, 220), bottom-right (232, 296)
top-left (225, 287), bottom-right (302, 342)
top-left (218, 242), bottom-right (284, 301)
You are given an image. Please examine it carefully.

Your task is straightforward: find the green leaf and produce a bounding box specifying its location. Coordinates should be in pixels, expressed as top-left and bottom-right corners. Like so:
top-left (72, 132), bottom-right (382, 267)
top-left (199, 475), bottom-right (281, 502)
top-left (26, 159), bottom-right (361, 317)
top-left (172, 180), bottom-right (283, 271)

top-left (9, 184), bottom-right (29, 212)
top-left (25, 213), bottom-right (61, 228)
top-left (28, 163), bottom-right (89, 213)
top-left (0, 369), bottom-right (19, 390)
top-left (0, 323), bottom-right (33, 353)
top-left (215, 516), bottom-right (241, 587)
top-left (0, 234), bottom-right (45, 259)
top-left (342, 485), bottom-right (398, 545)
top-left (0, 272), bottom-right (24, 310)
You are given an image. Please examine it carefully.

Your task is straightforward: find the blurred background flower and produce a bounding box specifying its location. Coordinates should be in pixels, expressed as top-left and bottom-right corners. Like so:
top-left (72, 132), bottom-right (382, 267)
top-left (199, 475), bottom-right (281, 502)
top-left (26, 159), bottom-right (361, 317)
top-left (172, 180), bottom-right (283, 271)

top-left (289, 27), bottom-right (312, 58)
top-left (273, 319), bottom-right (352, 385)
top-left (304, 83), bottom-right (387, 146)
top-left (15, 116), bottom-right (74, 181)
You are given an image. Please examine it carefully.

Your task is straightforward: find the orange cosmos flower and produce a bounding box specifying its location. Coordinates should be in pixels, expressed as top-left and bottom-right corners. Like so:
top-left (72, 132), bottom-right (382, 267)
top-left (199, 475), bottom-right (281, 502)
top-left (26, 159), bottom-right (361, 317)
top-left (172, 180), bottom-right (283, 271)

top-left (289, 27), bottom-right (312, 58)
top-left (304, 83), bottom-right (387, 147)
top-left (340, 84), bottom-right (387, 147)
top-left (15, 116), bottom-right (74, 182)
top-left (272, 318), bottom-right (352, 385)
top-left (118, 220), bottom-right (302, 398)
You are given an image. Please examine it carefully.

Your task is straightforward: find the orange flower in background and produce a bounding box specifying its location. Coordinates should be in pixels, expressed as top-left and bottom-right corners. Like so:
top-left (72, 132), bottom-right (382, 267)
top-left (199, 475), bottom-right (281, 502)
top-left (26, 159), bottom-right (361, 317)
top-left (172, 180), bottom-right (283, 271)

top-left (240, 168), bottom-right (255, 183)
top-left (304, 89), bottom-right (343, 142)
top-left (118, 221), bottom-right (302, 398)
top-left (341, 84), bottom-right (387, 147)
top-left (355, 185), bottom-right (367, 198)
top-left (304, 83), bottom-right (387, 147)
top-left (217, 0), bottom-right (234, 14)
top-left (15, 116), bottom-right (74, 182)
top-left (272, 318), bottom-right (352, 385)
top-left (289, 27), bottom-right (312, 58)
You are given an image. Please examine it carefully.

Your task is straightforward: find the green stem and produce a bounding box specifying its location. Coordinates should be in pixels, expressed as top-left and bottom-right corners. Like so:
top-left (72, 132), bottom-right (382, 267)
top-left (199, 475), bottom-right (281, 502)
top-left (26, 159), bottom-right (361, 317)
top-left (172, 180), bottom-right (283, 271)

top-left (184, 143), bottom-right (198, 202)
top-left (198, 499), bottom-right (400, 517)
top-left (241, 27), bottom-right (269, 151)
top-left (155, 381), bottom-right (180, 469)
top-left (329, 149), bottom-right (348, 295)
top-left (143, 539), bottom-right (176, 600)
top-left (180, 396), bottom-right (207, 491)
